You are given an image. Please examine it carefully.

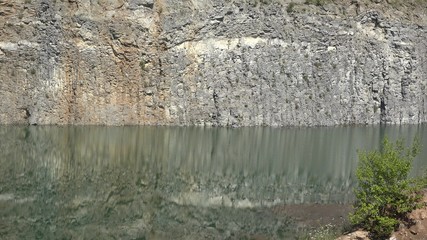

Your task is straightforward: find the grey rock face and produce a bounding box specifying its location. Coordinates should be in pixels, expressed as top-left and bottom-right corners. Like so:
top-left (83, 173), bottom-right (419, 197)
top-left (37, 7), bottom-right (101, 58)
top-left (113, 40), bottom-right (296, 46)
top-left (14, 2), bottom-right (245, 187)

top-left (0, 0), bottom-right (426, 126)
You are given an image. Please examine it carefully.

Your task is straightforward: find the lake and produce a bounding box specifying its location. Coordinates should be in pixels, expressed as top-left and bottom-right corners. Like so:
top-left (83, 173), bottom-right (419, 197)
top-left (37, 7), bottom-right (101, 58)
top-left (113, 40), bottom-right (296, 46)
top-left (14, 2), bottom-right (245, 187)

top-left (0, 125), bottom-right (426, 239)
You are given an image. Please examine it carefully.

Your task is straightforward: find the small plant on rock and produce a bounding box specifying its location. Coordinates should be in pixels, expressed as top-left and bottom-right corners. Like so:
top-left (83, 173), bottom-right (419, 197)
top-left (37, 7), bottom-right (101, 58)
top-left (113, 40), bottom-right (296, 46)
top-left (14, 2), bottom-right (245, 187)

top-left (297, 224), bottom-right (339, 240)
top-left (350, 137), bottom-right (426, 239)
top-left (305, 0), bottom-right (327, 6)
top-left (139, 59), bottom-right (146, 71)
top-left (286, 2), bottom-right (296, 13)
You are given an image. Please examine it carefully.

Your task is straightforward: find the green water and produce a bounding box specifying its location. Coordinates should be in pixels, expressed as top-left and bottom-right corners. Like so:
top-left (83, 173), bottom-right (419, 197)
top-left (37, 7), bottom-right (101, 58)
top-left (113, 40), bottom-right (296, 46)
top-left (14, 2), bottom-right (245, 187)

top-left (0, 125), bottom-right (426, 239)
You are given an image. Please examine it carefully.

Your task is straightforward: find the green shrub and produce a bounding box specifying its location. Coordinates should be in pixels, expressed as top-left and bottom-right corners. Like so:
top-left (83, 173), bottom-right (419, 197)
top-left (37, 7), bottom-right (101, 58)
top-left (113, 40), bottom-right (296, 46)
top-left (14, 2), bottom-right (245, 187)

top-left (350, 137), bottom-right (426, 239)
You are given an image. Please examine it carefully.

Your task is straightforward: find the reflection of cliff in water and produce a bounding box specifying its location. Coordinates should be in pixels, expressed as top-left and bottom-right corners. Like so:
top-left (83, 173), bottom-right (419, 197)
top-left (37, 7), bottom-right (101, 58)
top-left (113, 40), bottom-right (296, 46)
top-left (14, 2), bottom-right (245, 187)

top-left (1, 125), bottom-right (426, 205)
top-left (1, 125), bottom-right (426, 239)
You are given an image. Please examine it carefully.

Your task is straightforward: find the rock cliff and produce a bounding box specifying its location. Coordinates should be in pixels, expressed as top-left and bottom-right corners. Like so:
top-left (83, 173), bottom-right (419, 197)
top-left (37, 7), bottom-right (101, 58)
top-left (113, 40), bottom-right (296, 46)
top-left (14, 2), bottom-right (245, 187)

top-left (0, 0), bottom-right (426, 126)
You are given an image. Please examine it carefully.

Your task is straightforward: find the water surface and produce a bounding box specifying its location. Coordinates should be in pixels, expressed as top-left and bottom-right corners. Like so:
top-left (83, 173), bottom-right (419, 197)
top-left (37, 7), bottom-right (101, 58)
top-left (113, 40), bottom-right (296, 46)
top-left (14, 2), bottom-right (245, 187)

top-left (0, 125), bottom-right (426, 239)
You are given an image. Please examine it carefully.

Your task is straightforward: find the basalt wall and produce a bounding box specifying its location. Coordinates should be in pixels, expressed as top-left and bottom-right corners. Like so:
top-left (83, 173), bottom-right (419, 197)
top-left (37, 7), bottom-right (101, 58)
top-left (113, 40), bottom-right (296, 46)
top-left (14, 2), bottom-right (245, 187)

top-left (0, 0), bottom-right (426, 126)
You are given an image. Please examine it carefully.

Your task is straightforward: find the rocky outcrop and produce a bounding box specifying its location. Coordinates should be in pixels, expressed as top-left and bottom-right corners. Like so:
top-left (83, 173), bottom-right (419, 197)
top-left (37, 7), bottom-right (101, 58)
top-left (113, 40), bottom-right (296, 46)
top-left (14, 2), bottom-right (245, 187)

top-left (0, 0), bottom-right (426, 126)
